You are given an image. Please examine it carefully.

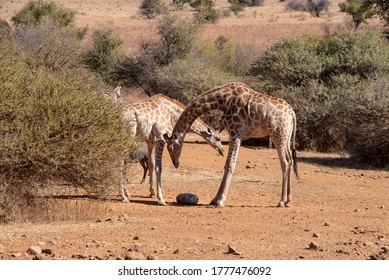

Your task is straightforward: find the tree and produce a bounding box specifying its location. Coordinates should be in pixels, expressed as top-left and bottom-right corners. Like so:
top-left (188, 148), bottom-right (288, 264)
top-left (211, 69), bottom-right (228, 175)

top-left (12, 0), bottom-right (75, 27)
top-left (83, 26), bottom-right (125, 83)
top-left (306, 0), bottom-right (330, 17)
top-left (140, 0), bottom-right (167, 19)
top-left (12, 0), bottom-right (86, 39)
top-left (339, 0), bottom-right (376, 29)
top-left (190, 0), bottom-right (219, 23)
top-left (369, 0), bottom-right (389, 24)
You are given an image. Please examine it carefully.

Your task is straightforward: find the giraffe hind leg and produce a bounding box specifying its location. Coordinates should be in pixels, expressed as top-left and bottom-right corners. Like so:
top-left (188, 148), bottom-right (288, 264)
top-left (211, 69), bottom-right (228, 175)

top-left (273, 139), bottom-right (293, 207)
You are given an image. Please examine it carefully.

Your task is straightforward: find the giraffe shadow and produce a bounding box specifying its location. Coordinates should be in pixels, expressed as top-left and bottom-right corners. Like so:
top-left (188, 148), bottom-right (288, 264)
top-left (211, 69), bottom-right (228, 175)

top-left (297, 155), bottom-right (375, 170)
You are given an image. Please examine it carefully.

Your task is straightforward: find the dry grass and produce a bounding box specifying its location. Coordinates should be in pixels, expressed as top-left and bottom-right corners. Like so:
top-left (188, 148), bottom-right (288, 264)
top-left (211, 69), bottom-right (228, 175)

top-left (1, 0), bottom-right (384, 54)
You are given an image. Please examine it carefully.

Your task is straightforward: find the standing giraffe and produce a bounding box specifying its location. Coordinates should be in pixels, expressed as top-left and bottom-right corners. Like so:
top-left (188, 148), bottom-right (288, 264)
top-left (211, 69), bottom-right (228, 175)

top-left (121, 94), bottom-right (224, 205)
top-left (165, 82), bottom-right (299, 208)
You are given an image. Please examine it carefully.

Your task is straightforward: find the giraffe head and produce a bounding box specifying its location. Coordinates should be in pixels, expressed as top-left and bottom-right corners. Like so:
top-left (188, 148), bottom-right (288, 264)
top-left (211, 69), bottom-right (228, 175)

top-left (164, 128), bottom-right (224, 168)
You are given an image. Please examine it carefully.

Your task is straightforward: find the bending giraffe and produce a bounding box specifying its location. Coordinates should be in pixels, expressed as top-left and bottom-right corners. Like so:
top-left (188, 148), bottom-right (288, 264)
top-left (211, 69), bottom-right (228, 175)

top-left (165, 82), bottom-right (299, 208)
top-left (121, 94), bottom-right (224, 205)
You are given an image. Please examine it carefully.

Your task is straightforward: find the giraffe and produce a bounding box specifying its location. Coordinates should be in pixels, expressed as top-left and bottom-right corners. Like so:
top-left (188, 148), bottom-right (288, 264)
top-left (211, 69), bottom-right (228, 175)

top-left (121, 94), bottom-right (224, 205)
top-left (165, 82), bottom-right (299, 208)
top-left (104, 86), bottom-right (121, 100)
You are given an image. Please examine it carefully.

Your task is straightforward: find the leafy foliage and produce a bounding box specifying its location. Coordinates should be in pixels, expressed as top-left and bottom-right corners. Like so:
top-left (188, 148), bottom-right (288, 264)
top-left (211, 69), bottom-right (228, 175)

top-left (83, 25), bottom-right (125, 83)
top-left (286, 0), bottom-right (330, 17)
top-left (339, 0), bottom-right (376, 29)
top-left (115, 14), bottom-right (200, 92)
top-left (251, 31), bottom-right (389, 90)
top-left (0, 29), bottom-right (134, 222)
top-left (12, 0), bottom-right (75, 27)
top-left (228, 0), bottom-right (264, 7)
top-left (306, 0), bottom-right (330, 17)
top-left (190, 0), bottom-right (219, 23)
top-left (140, 0), bottom-right (167, 19)
top-left (253, 31), bottom-right (389, 166)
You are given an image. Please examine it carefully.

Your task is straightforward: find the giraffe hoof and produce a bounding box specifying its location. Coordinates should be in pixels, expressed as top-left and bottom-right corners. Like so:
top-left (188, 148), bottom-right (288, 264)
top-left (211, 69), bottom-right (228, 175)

top-left (277, 201), bottom-right (285, 208)
top-left (122, 199), bottom-right (131, 203)
top-left (210, 198), bottom-right (219, 205)
top-left (158, 201), bottom-right (167, 206)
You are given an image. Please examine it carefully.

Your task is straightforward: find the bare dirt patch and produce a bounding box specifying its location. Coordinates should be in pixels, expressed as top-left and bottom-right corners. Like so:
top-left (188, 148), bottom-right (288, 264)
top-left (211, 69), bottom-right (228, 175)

top-left (1, 136), bottom-right (388, 260)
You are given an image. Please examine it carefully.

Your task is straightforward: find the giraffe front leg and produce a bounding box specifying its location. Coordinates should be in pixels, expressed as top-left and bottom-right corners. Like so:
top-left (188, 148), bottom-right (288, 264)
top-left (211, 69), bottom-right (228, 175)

top-left (119, 157), bottom-right (131, 202)
top-left (147, 143), bottom-right (156, 198)
top-left (210, 137), bottom-right (241, 208)
top-left (155, 139), bottom-right (167, 206)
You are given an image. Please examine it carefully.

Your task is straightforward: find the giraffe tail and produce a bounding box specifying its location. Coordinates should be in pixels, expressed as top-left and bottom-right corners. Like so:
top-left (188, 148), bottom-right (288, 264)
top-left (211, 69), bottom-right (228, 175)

top-left (292, 114), bottom-right (300, 182)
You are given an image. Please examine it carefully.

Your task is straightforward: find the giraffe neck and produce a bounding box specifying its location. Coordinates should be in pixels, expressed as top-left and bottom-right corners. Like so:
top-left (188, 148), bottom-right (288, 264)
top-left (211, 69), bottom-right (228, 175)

top-left (172, 86), bottom-right (232, 139)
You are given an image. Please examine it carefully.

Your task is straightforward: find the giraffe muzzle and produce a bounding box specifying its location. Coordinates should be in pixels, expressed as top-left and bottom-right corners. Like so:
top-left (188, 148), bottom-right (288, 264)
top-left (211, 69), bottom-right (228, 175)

top-left (173, 159), bottom-right (180, 168)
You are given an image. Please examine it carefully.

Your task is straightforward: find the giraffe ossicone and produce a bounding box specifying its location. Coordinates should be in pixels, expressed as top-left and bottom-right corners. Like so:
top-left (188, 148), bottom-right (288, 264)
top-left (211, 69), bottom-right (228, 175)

top-left (165, 82), bottom-right (299, 208)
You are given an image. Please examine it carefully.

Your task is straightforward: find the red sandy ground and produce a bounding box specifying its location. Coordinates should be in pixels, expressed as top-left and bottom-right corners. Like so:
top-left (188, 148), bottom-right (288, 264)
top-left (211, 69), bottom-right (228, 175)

top-left (1, 134), bottom-right (388, 260)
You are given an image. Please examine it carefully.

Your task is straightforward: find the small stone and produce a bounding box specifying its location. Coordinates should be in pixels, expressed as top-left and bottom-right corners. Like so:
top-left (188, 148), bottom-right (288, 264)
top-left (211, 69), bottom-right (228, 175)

top-left (27, 246), bottom-right (42, 256)
top-left (324, 222), bottom-right (331, 226)
top-left (129, 243), bottom-right (142, 252)
top-left (71, 253), bottom-right (87, 259)
top-left (312, 233), bottom-right (319, 238)
top-left (173, 249), bottom-right (180, 254)
top-left (125, 252), bottom-right (147, 260)
top-left (42, 248), bottom-right (55, 255)
top-left (226, 244), bottom-right (242, 255)
top-left (245, 164), bottom-right (253, 169)
top-left (0, 244), bottom-right (4, 254)
top-left (308, 242), bottom-right (319, 251)
top-left (378, 235), bottom-right (385, 241)
top-left (336, 249), bottom-right (350, 255)
top-left (133, 236), bottom-right (140, 240)
top-left (33, 254), bottom-right (43, 260)
top-left (11, 252), bottom-right (22, 258)
top-left (368, 254), bottom-right (385, 260)
top-left (363, 242), bottom-right (374, 247)
top-left (147, 254), bottom-right (158, 260)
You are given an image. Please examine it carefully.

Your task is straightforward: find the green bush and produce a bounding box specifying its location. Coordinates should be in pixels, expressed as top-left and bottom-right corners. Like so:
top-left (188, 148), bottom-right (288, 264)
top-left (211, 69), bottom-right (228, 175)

top-left (0, 19), bottom-right (11, 37)
top-left (12, 0), bottom-right (75, 27)
top-left (115, 14), bottom-right (200, 91)
top-left (306, 0), bottom-right (330, 17)
top-left (339, 77), bottom-right (389, 167)
top-left (140, 0), bottom-right (167, 19)
top-left (83, 25), bottom-right (125, 84)
top-left (12, 22), bottom-right (84, 72)
top-left (254, 31), bottom-right (389, 167)
top-left (318, 31), bottom-right (389, 82)
top-left (156, 56), bottom-right (236, 103)
top-left (0, 37), bottom-right (134, 222)
top-left (251, 31), bottom-right (389, 90)
top-left (190, 0), bottom-right (219, 23)
top-left (339, 0), bottom-right (376, 29)
top-left (199, 36), bottom-right (260, 75)
top-left (250, 36), bottom-right (323, 89)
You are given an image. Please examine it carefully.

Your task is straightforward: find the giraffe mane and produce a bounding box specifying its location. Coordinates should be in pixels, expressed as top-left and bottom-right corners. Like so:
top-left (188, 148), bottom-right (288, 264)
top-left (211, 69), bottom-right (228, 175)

top-left (151, 94), bottom-right (211, 128)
